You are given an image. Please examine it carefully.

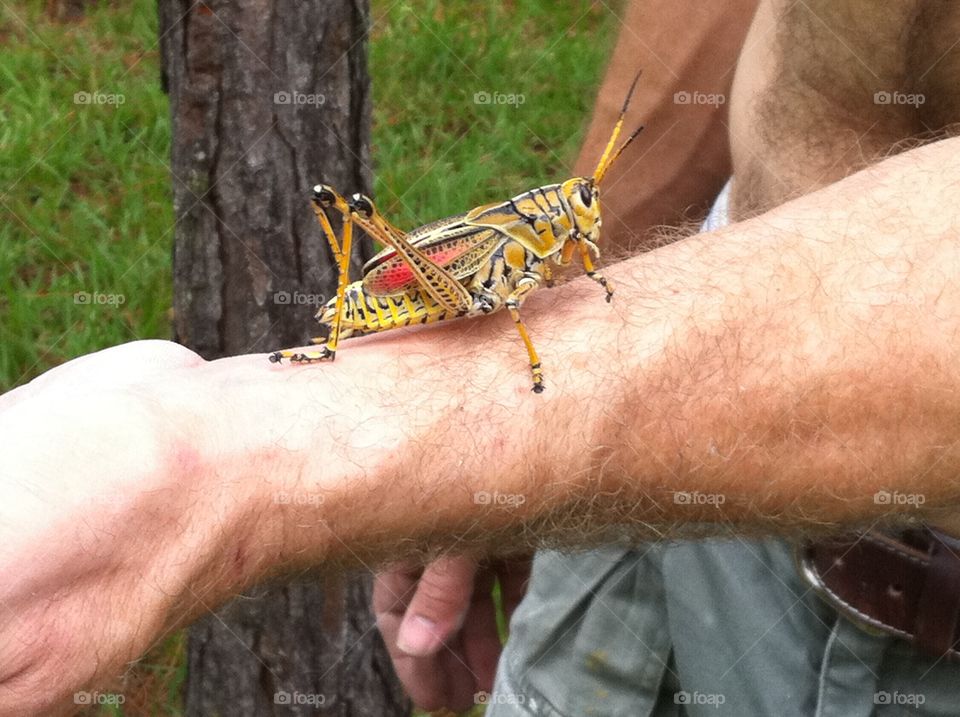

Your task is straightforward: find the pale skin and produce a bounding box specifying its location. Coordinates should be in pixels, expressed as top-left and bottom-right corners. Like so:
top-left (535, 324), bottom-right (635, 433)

top-left (5, 1), bottom-right (960, 714)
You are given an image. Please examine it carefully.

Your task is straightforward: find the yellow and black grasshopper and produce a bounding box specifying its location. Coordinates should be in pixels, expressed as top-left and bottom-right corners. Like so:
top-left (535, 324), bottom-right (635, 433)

top-left (270, 73), bottom-right (643, 393)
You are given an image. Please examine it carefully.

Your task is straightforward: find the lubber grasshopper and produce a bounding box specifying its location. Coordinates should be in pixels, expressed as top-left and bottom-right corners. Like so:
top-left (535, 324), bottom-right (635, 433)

top-left (270, 72), bottom-right (644, 393)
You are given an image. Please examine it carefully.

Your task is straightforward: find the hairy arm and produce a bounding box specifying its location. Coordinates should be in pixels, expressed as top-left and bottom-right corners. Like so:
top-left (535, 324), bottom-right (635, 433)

top-left (3, 136), bottom-right (960, 713)
top-left (230, 135), bottom-right (960, 570)
top-left (370, 3), bottom-right (761, 706)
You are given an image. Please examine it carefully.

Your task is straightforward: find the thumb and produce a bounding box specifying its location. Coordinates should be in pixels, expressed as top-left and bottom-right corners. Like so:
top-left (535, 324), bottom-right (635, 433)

top-left (396, 555), bottom-right (478, 657)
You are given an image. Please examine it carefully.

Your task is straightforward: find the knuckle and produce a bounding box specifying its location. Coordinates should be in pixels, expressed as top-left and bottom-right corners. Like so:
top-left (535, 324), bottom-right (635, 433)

top-left (415, 575), bottom-right (470, 613)
top-left (410, 561), bottom-right (475, 617)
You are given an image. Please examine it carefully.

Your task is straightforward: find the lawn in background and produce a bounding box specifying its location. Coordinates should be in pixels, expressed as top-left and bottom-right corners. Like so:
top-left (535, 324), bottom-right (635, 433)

top-left (0, 0), bottom-right (172, 391)
top-left (0, 0), bottom-right (620, 712)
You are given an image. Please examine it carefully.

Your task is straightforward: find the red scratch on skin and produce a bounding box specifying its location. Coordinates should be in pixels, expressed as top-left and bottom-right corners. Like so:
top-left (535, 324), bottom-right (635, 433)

top-left (172, 444), bottom-right (203, 478)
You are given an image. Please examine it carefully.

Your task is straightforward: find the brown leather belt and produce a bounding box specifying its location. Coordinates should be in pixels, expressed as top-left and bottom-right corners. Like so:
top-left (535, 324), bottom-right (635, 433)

top-left (798, 527), bottom-right (960, 660)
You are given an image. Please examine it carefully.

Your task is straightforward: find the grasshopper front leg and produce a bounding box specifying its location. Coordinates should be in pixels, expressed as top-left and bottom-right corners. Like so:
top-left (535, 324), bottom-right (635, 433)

top-left (576, 234), bottom-right (614, 303)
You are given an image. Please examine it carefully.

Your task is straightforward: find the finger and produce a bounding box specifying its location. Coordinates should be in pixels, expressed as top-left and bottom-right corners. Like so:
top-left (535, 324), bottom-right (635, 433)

top-left (403, 566), bottom-right (497, 712)
top-left (392, 639), bottom-right (476, 713)
top-left (373, 558), bottom-right (479, 711)
top-left (396, 555), bottom-right (478, 657)
top-left (372, 561), bottom-right (424, 672)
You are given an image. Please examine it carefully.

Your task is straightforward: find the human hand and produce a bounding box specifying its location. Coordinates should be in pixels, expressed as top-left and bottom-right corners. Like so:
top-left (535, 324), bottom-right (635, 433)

top-left (0, 324), bottom-right (531, 716)
top-left (373, 555), bottom-right (530, 713)
top-left (0, 341), bottom-right (270, 715)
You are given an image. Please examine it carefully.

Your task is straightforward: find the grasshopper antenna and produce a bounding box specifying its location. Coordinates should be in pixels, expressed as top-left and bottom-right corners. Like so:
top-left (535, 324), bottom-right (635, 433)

top-left (593, 69), bottom-right (645, 185)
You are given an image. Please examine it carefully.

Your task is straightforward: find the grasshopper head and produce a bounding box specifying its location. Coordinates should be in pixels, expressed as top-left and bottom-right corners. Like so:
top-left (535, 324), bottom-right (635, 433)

top-left (562, 71), bottom-right (643, 246)
top-left (562, 177), bottom-right (602, 242)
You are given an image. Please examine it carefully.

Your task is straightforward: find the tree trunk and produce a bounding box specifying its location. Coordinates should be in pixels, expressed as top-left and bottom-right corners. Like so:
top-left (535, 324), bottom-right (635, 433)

top-left (158, 0), bottom-right (410, 714)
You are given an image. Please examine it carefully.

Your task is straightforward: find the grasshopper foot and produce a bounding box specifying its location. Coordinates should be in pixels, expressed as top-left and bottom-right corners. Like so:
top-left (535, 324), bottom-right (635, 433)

top-left (530, 362), bottom-right (545, 393)
top-left (600, 278), bottom-right (614, 303)
top-left (473, 292), bottom-right (499, 314)
top-left (289, 347), bottom-right (336, 363)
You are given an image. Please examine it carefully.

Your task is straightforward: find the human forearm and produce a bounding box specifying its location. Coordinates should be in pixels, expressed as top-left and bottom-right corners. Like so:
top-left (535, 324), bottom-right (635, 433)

top-left (206, 137), bottom-right (960, 570)
top-left (4, 137), bottom-right (960, 715)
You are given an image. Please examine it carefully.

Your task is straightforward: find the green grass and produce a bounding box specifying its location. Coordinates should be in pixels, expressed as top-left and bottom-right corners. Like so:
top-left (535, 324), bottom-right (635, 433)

top-left (0, 1), bottom-right (173, 391)
top-left (1, 0), bottom-right (620, 713)
top-left (370, 0), bottom-right (619, 230)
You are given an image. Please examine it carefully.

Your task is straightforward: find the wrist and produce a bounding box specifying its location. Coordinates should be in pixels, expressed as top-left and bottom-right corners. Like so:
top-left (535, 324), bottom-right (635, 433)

top-left (182, 353), bottom-right (361, 576)
top-left (188, 329), bottom-right (551, 570)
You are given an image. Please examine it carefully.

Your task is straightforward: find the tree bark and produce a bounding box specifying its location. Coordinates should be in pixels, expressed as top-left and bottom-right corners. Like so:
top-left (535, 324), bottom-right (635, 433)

top-left (158, 0), bottom-right (410, 714)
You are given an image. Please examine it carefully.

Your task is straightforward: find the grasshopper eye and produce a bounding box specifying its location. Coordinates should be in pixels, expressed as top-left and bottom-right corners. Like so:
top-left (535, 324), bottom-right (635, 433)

top-left (578, 183), bottom-right (593, 207)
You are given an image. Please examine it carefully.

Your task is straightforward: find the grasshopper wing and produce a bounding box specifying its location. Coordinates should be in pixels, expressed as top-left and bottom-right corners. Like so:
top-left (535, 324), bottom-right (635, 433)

top-left (362, 219), bottom-right (503, 296)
